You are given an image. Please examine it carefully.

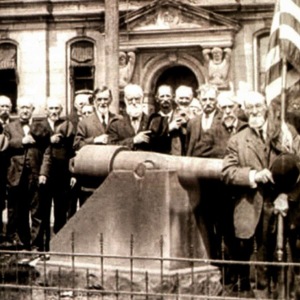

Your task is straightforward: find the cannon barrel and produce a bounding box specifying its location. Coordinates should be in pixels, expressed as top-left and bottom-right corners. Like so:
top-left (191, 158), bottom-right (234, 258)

top-left (70, 145), bottom-right (225, 181)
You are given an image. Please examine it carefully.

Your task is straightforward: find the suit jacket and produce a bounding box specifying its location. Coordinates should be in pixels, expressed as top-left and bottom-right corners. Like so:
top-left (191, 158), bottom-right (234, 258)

top-left (107, 113), bottom-right (150, 151)
top-left (186, 110), bottom-right (223, 157)
top-left (222, 122), bottom-right (300, 239)
top-left (146, 112), bottom-right (171, 153)
top-left (4, 119), bottom-right (51, 187)
top-left (73, 111), bottom-right (120, 151)
top-left (41, 118), bottom-right (75, 161)
top-left (191, 120), bottom-right (247, 158)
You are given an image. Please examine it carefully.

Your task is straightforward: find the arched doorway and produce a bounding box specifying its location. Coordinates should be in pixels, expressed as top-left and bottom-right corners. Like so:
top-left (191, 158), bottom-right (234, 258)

top-left (155, 66), bottom-right (198, 97)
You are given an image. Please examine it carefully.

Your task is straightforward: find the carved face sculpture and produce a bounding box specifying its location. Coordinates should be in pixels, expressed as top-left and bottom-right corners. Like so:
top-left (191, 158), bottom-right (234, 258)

top-left (119, 52), bottom-right (127, 67)
top-left (211, 48), bottom-right (223, 64)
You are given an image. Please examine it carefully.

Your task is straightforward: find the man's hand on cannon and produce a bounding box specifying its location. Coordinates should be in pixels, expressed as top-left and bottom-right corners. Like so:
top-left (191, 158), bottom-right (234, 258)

top-left (94, 134), bottom-right (108, 145)
top-left (254, 168), bottom-right (275, 184)
top-left (133, 131), bottom-right (151, 144)
top-left (274, 193), bottom-right (289, 217)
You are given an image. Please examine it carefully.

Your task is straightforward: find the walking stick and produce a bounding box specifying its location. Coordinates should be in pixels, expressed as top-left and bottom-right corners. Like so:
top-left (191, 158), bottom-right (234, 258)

top-left (275, 194), bottom-right (287, 299)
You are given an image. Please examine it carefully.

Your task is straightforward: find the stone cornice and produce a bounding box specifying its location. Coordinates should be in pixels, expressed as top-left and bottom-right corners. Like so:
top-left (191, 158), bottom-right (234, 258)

top-left (0, 0), bottom-right (274, 25)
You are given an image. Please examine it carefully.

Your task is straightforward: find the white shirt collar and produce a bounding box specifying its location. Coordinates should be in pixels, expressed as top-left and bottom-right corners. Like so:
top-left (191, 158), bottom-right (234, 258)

top-left (96, 110), bottom-right (109, 125)
top-left (158, 110), bottom-right (173, 119)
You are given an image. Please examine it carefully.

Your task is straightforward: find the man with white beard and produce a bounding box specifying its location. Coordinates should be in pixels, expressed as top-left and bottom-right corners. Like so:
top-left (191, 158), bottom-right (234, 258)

top-left (221, 91), bottom-right (300, 296)
top-left (73, 86), bottom-right (120, 151)
top-left (107, 83), bottom-right (151, 151)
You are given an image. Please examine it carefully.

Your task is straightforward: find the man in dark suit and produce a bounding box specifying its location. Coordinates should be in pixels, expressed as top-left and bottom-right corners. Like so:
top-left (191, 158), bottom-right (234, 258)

top-left (72, 86), bottom-right (120, 208)
top-left (73, 86), bottom-right (120, 151)
top-left (0, 95), bottom-right (13, 241)
top-left (186, 84), bottom-right (222, 156)
top-left (4, 97), bottom-right (51, 250)
top-left (222, 91), bottom-right (300, 296)
top-left (191, 92), bottom-right (247, 158)
top-left (108, 84), bottom-right (151, 151)
top-left (189, 92), bottom-right (247, 285)
top-left (148, 84), bottom-right (184, 154)
top-left (35, 97), bottom-right (75, 251)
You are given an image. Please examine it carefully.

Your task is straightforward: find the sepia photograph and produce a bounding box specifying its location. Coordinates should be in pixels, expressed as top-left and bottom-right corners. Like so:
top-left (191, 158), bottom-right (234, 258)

top-left (0, 0), bottom-right (300, 299)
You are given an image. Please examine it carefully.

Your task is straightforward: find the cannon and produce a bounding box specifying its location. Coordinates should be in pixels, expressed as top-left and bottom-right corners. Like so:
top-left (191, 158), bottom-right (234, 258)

top-left (48, 145), bottom-right (240, 295)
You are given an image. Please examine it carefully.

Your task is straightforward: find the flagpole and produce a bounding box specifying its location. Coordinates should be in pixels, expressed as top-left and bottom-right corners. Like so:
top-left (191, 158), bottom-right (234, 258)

top-left (280, 55), bottom-right (287, 124)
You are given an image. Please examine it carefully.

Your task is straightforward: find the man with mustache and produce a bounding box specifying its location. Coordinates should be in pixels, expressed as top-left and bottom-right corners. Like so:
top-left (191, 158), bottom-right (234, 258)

top-left (108, 83), bottom-right (151, 151)
top-left (186, 84), bottom-right (221, 156)
top-left (34, 98), bottom-right (75, 251)
top-left (147, 84), bottom-right (186, 154)
top-left (73, 86), bottom-right (120, 151)
top-left (168, 85), bottom-right (194, 156)
top-left (0, 95), bottom-right (13, 242)
top-left (4, 98), bottom-right (51, 250)
top-left (72, 87), bottom-right (120, 207)
top-left (221, 91), bottom-right (300, 296)
top-left (191, 92), bottom-right (247, 158)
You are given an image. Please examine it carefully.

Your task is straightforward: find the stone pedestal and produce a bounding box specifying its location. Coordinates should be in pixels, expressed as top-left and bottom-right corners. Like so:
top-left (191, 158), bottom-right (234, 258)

top-left (46, 169), bottom-right (221, 296)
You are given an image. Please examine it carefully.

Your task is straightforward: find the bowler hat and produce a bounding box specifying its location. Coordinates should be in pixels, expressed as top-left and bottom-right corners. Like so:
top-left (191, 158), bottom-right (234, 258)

top-left (270, 153), bottom-right (300, 193)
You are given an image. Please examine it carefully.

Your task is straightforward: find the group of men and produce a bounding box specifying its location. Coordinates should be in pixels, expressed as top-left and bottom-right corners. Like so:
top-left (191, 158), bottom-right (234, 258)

top-left (0, 81), bottom-right (300, 298)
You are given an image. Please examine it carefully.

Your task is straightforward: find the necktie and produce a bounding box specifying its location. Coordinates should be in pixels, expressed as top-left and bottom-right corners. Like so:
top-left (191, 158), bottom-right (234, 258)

top-left (259, 128), bottom-right (265, 143)
top-left (102, 115), bottom-right (107, 129)
top-left (227, 126), bottom-right (235, 134)
top-left (20, 119), bottom-right (29, 126)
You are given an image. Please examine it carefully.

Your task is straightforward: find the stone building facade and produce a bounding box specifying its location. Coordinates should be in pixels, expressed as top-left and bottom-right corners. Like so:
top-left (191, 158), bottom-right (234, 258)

top-left (0, 0), bottom-right (274, 115)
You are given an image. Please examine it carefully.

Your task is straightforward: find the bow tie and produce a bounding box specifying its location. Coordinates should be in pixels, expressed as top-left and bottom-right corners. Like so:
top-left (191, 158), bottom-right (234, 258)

top-left (20, 120), bottom-right (29, 126)
top-left (132, 117), bottom-right (139, 121)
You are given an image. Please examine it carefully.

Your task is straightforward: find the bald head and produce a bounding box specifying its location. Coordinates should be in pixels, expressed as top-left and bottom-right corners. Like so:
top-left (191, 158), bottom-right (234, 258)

top-left (175, 85), bottom-right (193, 108)
top-left (74, 94), bottom-right (91, 115)
top-left (17, 97), bottom-right (34, 122)
top-left (46, 97), bottom-right (63, 121)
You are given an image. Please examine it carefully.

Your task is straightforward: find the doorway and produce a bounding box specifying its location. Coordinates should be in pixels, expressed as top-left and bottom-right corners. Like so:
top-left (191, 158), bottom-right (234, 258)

top-left (155, 66), bottom-right (198, 97)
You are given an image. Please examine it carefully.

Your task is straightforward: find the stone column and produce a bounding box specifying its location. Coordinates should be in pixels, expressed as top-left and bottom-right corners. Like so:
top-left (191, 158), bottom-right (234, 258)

top-left (105, 0), bottom-right (119, 113)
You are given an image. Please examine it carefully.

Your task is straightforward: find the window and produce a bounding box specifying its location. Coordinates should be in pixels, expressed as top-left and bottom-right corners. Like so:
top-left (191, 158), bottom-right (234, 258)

top-left (253, 30), bottom-right (270, 93)
top-left (69, 40), bottom-right (95, 97)
top-left (0, 42), bottom-right (18, 112)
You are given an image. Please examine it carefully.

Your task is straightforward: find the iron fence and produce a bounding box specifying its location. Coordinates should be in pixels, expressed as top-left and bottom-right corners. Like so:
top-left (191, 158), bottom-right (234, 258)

top-left (0, 233), bottom-right (299, 300)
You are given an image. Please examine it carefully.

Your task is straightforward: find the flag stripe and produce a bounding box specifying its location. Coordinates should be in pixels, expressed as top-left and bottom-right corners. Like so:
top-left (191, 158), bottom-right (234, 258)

top-left (265, 70), bottom-right (300, 105)
top-left (265, 0), bottom-right (300, 104)
top-left (281, 0), bottom-right (300, 23)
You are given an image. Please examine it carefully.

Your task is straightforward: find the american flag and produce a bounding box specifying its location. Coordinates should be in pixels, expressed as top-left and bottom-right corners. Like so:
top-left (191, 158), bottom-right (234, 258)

top-left (265, 0), bottom-right (300, 105)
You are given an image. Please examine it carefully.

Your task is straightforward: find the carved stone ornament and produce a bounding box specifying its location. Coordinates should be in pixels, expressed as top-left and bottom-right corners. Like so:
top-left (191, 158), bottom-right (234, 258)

top-left (71, 41), bottom-right (94, 65)
top-left (202, 47), bottom-right (232, 89)
top-left (0, 43), bottom-right (16, 70)
top-left (131, 7), bottom-right (204, 30)
top-left (119, 51), bottom-right (136, 89)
